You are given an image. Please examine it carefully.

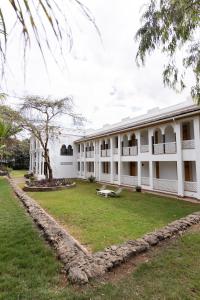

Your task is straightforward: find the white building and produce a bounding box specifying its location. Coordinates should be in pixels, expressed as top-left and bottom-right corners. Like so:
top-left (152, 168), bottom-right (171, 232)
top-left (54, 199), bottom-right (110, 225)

top-left (30, 101), bottom-right (200, 200)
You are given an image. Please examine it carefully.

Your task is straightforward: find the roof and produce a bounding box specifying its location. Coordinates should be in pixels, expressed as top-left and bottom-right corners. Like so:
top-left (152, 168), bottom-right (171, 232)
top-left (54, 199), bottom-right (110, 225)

top-left (75, 101), bottom-right (200, 143)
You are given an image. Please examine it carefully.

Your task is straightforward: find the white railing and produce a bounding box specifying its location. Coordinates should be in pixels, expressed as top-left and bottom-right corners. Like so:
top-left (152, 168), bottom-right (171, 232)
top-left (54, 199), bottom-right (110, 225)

top-left (114, 148), bottom-right (118, 155)
top-left (165, 142), bottom-right (176, 154)
top-left (182, 139), bottom-right (195, 149)
top-left (77, 153), bottom-right (81, 159)
top-left (122, 146), bottom-right (138, 156)
top-left (101, 149), bottom-right (111, 157)
top-left (113, 174), bottom-right (118, 181)
top-left (141, 177), bottom-right (149, 186)
top-left (86, 172), bottom-right (94, 178)
top-left (153, 143), bottom-right (164, 154)
top-left (121, 175), bottom-right (138, 186)
top-left (86, 151), bottom-right (94, 158)
top-left (153, 178), bottom-right (178, 193)
top-left (184, 181), bottom-right (197, 192)
top-left (140, 144), bottom-right (149, 153)
top-left (101, 173), bottom-right (111, 182)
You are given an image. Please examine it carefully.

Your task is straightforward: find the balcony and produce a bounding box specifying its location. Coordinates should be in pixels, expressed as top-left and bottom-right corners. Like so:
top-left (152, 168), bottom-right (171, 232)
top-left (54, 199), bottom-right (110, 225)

top-left (86, 172), bottom-right (94, 178)
top-left (121, 175), bottom-right (138, 186)
top-left (140, 145), bottom-right (149, 153)
top-left (113, 148), bottom-right (118, 155)
top-left (184, 181), bottom-right (197, 193)
top-left (122, 146), bottom-right (138, 156)
top-left (101, 173), bottom-right (111, 182)
top-left (86, 151), bottom-right (94, 158)
top-left (141, 177), bottom-right (150, 186)
top-left (153, 178), bottom-right (178, 193)
top-left (153, 142), bottom-right (177, 155)
top-left (101, 149), bottom-right (111, 157)
top-left (182, 139), bottom-right (195, 149)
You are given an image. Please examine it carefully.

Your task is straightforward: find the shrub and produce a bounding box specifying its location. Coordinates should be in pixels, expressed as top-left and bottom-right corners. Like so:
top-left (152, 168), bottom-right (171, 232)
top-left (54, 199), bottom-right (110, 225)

top-left (135, 185), bottom-right (142, 192)
top-left (88, 175), bottom-right (96, 183)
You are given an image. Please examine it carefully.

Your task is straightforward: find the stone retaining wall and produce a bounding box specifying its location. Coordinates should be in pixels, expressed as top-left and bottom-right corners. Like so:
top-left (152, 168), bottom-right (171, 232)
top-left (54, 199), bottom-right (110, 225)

top-left (9, 178), bottom-right (200, 284)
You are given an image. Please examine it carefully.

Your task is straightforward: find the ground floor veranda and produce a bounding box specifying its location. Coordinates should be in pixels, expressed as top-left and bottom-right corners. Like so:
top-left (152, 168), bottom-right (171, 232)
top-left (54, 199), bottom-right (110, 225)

top-left (78, 160), bottom-right (199, 199)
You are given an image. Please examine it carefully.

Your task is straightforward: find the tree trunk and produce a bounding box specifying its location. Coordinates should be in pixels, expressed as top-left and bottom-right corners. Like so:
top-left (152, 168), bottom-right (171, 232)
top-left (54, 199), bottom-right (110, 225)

top-left (44, 149), bottom-right (53, 181)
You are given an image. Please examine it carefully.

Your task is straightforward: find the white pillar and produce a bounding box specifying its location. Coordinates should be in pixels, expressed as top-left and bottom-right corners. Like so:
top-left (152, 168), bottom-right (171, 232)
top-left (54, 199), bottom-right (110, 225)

top-left (118, 134), bottom-right (121, 185)
top-left (84, 143), bottom-right (86, 178)
top-left (175, 122), bottom-right (184, 197)
top-left (110, 137), bottom-right (114, 183)
top-left (94, 141), bottom-right (96, 178)
top-left (149, 161), bottom-right (153, 190)
top-left (98, 140), bottom-right (101, 181)
top-left (194, 116), bottom-right (200, 199)
top-left (138, 161), bottom-right (141, 186)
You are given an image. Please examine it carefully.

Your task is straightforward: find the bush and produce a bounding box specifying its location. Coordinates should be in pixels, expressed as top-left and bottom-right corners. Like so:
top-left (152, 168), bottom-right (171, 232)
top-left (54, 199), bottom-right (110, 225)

top-left (135, 185), bottom-right (142, 192)
top-left (88, 175), bottom-right (96, 183)
top-left (27, 178), bottom-right (73, 187)
top-left (24, 172), bottom-right (34, 179)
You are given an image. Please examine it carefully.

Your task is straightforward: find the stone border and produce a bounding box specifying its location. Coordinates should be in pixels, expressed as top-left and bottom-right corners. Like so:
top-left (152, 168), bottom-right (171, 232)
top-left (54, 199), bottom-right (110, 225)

top-left (9, 177), bottom-right (200, 284)
top-left (23, 182), bottom-right (76, 192)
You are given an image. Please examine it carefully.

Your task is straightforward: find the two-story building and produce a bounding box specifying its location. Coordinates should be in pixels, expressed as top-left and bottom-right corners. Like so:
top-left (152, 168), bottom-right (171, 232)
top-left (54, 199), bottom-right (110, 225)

top-left (30, 101), bottom-right (200, 200)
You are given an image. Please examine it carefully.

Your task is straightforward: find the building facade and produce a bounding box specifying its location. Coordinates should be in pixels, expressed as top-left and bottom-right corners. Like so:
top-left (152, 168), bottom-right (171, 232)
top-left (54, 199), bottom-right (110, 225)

top-left (30, 102), bottom-right (200, 200)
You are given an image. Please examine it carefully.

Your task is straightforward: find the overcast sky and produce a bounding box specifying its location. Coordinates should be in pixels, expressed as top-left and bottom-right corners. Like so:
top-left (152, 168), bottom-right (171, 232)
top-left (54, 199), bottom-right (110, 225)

top-left (3, 0), bottom-right (192, 130)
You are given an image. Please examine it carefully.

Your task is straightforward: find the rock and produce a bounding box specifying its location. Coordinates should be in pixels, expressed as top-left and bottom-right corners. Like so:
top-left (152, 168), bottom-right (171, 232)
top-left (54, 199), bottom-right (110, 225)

top-left (68, 267), bottom-right (88, 284)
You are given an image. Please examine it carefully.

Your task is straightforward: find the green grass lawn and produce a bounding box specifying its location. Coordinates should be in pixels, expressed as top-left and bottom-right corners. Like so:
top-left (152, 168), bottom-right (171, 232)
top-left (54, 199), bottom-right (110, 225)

top-left (11, 169), bottom-right (27, 178)
top-left (27, 180), bottom-right (200, 252)
top-left (1, 177), bottom-right (200, 299)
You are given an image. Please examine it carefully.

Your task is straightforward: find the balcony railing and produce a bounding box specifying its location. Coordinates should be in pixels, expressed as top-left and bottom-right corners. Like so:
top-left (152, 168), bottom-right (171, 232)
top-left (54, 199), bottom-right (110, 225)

top-left (182, 139), bottom-right (195, 149)
top-left (121, 175), bottom-right (138, 186)
top-left (86, 172), bottom-right (94, 178)
top-left (153, 143), bottom-right (164, 154)
top-left (114, 148), bottom-right (118, 155)
top-left (122, 146), bottom-right (138, 156)
top-left (140, 145), bottom-right (149, 153)
top-left (86, 151), bottom-right (94, 158)
top-left (153, 142), bottom-right (177, 154)
top-left (101, 149), bottom-right (111, 157)
top-left (141, 177), bottom-right (150, 186)
top-left (184, 181), bottom-right (197, 192)
top-left (165, 142), bottom-right (176, 154)
top-left (113, 174), bottom-right (118, 181)
top-left (153, 178), bottom-right (178, 193)
top-left (101, 173), bottom-right (111, 182)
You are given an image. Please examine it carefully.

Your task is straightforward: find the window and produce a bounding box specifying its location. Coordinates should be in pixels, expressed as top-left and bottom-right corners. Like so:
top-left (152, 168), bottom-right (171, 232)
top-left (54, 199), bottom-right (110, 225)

top-left (78, 162), bottom-right (80, 171)
top-left (102, 162), bottom-right (109, 174)
top-left (60, 144), bottom-right (73, 156)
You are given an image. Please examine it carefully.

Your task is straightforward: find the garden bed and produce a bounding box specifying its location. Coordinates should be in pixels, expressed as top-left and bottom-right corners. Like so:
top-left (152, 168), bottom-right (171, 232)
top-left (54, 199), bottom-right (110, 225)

top-left (23, 182), bottom-right (76, 192)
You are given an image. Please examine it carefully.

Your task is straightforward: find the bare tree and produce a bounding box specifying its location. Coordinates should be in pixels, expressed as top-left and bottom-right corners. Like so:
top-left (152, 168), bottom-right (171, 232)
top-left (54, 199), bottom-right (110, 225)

top-left (0, 96), bottom-right (84, 180)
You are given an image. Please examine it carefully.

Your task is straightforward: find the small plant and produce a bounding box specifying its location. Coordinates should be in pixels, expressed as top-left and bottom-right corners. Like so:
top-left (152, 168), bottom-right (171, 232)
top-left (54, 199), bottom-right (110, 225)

top-left (24, 172), bottom-right (34, 179)
top-left (135, 185), bottom-right (141, 192)
top-left (88, 175), bottom-right (96, 183)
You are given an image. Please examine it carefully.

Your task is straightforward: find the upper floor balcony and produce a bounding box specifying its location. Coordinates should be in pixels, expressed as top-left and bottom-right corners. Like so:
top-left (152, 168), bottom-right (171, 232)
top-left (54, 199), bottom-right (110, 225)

top-left (86, 151), bottom-right (94, 158)
top-left (122, 146), bottom-right (138, 156)
top-left (101, 149), bottom-right (111, 157)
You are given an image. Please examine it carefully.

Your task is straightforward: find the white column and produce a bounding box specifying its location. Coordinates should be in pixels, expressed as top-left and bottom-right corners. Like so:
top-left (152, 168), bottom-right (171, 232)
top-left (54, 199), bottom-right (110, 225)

top-left (138, 161), bottom-right (141, 186)
top-left (175, 122), bottom-right (184, 197)
top-left (98, 140), bottom-right (101, 181)
top-left (84, 143), bottom-right (86, 178)
top-left (118, 134), bottom-right (121, 185)
top-left (149, 161), bottom-right (153, 190)
top-left (194, 116), bottom-right (200, 199)
top-left (110, 137), bottom-right (114, 183)
top-left (94, 141), bottom-right (96, 178)
top-left (148, 128), bottom-right (154, 190)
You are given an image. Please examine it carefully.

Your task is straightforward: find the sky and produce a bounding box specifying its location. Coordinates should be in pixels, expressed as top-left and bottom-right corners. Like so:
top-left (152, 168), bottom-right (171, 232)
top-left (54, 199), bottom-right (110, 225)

top-left (2, 0), bottom-right (193, 130)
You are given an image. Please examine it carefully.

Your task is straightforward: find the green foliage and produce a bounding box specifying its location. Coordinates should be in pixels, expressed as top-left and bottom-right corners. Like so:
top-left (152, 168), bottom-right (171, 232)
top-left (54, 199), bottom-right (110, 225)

top-left (27, 180), bottom-right (199, 252)
top-left (136, 0), bottom-right (200, 103)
